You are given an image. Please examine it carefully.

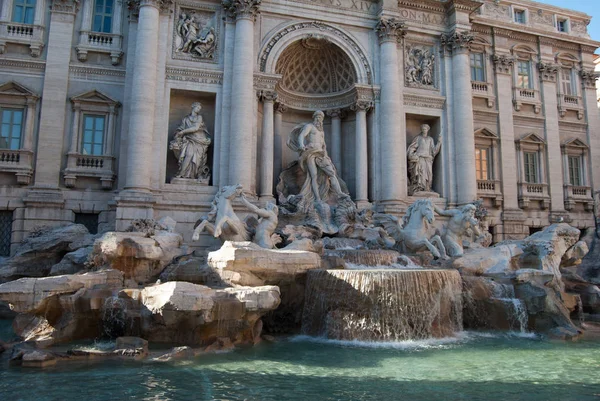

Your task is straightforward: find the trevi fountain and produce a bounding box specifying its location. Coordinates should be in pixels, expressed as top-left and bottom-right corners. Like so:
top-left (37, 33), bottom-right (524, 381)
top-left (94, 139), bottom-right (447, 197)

top-left (0, 108), bottom-right (599, 400)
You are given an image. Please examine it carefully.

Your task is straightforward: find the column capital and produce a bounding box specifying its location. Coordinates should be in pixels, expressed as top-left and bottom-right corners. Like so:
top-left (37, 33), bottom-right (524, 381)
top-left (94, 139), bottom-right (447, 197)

top-left (538, 61), bottom-right (560, 83)
top-left (257, 90), bottom-right (277, 102)
top-left (222, 0), bottom-right (261, 22)
top-left (127, 0), bottom-right (172, 17)
top-left (50, 0), bottom-right (80, 14)
top-left (440, 30), bottom-right (474, 54)
top-left (326, 108), bottom-right (346, 119)
top-left (375, 17), bottom-right (406, 44)
top-left (580, 69), bottom-right (599, 89)
top-left (492, 54), bottom-right (514, 75)
top-left (351, 100), bottom-right (372, 112)
top-left (274, 102), bottom-right (287, 114)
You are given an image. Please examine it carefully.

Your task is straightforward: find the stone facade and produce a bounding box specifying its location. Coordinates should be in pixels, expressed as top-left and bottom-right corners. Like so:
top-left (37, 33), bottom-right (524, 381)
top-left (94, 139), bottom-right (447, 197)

top-left (0, 0), bottom-right (598, 253)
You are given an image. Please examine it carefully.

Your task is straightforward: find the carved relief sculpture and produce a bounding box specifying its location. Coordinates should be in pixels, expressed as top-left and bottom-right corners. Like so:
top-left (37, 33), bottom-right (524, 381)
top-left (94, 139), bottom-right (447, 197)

top-left (169, 102), bottom-right (212, 183)
top-left (407, 124), bottom-right (442, 195)
top-left (405, 44), bottom-right (436, 88)
top-left (175, 10), bottom-right (216, 59)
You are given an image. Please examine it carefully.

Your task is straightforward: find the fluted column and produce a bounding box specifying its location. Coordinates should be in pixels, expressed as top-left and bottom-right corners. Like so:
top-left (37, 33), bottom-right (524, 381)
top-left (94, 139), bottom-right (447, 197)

top-left (23, 96), bottom-right (37, 151)
top-left (123, 0), bottom-right (164, 192)
top-left (539, 62), bottom-right (564, 212)
top-left (218, 16), bottom-right (236, 187)
top-left (580, 70), bottom-right (600, 192)
top-left (225, 0), bottom-right (260, 191)
top-left (259, 90), bottom-right (276, 200)
top-left (327, 109), bottom-right (343, 173)
top-left (352, 101), bottom-right (370, 204)
top-left (273, 102), bottom-right (286, 187)
top-left (375, 18), bottom-right (406, 206)
top-left (442, 30), bottom-right (477, 204)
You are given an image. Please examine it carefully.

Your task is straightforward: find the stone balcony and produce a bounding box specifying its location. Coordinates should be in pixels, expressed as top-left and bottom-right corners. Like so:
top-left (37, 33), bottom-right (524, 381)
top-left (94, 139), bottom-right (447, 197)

top-left (564, 184), bottom-right (593, 211)
top-left (471, 81), bottom-right (495, 108)
top-left (0, 21), bottom-right (44, 57)
top-left (76, 31), bottom-right (123, 65)
top-left (518, 182), bottom-right (550, 209)
top-left (513, 87), bottom-right (541, 114)
top-left (557, 93), bottom-right (584, 120)
top-left (0, 149), bottom-right (34, 185)
top-left (63, 153), bottom-right (115, 189)
top-left (477, 179), bottom-right (503, 207)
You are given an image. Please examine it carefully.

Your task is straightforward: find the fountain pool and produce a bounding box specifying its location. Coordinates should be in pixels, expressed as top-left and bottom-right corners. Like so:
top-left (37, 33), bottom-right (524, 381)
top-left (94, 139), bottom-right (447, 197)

top-left (1, 320), bottom-right (599, 401)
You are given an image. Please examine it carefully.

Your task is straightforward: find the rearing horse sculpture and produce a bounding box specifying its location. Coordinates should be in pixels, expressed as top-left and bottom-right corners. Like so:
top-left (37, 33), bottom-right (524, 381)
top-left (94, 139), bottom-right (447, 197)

top-left (192, 184), bottom-right (250, 242)
top-left (375, 199), bottom-right (448, 259)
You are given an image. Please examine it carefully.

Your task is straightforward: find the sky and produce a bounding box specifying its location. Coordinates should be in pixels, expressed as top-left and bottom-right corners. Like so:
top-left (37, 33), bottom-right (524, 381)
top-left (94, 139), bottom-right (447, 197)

top-left (538, 0), bottom-right (600, 51)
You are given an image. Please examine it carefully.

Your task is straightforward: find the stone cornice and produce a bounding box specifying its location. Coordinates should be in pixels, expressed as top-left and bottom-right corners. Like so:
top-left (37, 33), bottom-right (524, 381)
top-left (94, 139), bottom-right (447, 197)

top-left (222, 0), bottom-right (260, 22)
top-left (493, 27), bottom-right (537, 43)
top-left (50, 0), bottom-right (80, 14)
top-left (397, 0), bottom-right (445, 13)
top-left (580, 69), bottom-right (599, 89)
top-left (403, 93), bottom-right (445, 109)
top-left (257, 90), bottom-right (277, 102)
top-left (375, 17), bottom-right (406, 43)
top-left (0, 58), bottom-right (45, 72)
top-left (253, 72), bottom-right (281, 91)
top-left (444, 0), bottom-right (483, 15)
top-left (492, 54), bottom-right (515, 75)
top-left (538, 62), bottom-right (560, 82)
top-left (441, 30), bottom-right (474, 54)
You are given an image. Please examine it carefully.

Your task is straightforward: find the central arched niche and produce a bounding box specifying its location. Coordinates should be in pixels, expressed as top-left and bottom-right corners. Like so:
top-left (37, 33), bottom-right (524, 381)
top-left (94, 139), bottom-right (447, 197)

top-left (275, 36), bottom-right (357, 95)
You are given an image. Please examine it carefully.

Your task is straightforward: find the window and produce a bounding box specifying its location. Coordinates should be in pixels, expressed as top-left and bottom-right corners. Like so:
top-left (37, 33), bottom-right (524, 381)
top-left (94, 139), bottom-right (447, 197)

top-left (475, 147), bottom-right (490, 180)
top-left (524, 151), bottom-right (538, 183)
top-left (517, 61), bottom-right (532, 89)
top-left (568, 156), bottom-right (582, 186)
top-left (557, 19), bottom-right (568, 33)
top-left (514, 9), bottom-right (526, 24)
top-left (470, 53), bottom-right (486, 82)
top-left (0, 108), bottom-right (24, 150)
top-left (92, 0), bottom-right (113, 33)
top-left (12, 0), bottom-right (36, 24)
top-left (561, 69), bottom-right (576, 96)
top-left (82, 114), bottom-right (105, 155)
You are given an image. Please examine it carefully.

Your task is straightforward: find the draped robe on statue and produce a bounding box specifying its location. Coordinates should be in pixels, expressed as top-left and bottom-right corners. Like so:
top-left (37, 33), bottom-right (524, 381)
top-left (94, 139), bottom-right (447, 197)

top-left (407, 134), bottom-right (440, 194)
top-left (171, 114), bottom-right (212, 179)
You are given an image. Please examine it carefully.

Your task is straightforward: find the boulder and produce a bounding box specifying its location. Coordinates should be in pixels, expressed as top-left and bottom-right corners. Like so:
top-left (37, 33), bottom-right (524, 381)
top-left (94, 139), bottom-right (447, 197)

top-left (207, 241), bottom-right (321, 333)
top-left (49, 246), bottom-right (93, 276)
top-left (89, 231), bottom-right (186, 286)
top-left (21, 350), bottom-right (58, 368)
top-left (0, 224), bottom-right (93, 282)
top-left (159, 255), bottom-right (224, 286)
top-left (453, 244), bottom-right (522, 276)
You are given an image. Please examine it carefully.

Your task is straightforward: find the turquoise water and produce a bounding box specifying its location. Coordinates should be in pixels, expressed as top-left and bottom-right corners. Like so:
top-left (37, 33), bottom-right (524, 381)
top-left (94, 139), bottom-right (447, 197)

top-left (1, 321), bottom-right (600, 401)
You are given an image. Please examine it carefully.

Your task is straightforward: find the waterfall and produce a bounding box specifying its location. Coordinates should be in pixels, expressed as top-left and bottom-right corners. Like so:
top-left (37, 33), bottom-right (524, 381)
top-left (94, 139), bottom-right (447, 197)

top-left (301, 269), bottom-right (463, 341)
top-left (101, 295), bottom-right (127, 339)
top-left (489, 281), bottom-right (528, 332)
top-left (323, 249), bottom-right (400, 266)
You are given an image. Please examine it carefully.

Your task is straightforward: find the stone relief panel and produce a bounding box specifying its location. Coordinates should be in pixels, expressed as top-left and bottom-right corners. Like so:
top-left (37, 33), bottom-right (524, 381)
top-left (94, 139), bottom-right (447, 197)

top-left (481, 2), bottom-right (509, 21)
top-left (173, 5), bottom-right (218, 63)
top-left (405, 44), bottom-right (436, 89)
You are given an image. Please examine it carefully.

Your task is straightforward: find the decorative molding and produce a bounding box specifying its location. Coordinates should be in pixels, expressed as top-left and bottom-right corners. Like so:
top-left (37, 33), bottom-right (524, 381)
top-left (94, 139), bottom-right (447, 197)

top-left (375, 18), bottom-right (406, 44)
top-left (127, 0), bottom-right (172, 18)
top-left (440, 30), bottom-right (474, 54)
top-left (326, 108), bottom-right (346, 119)
top-left (398, 0), bottom-right (445, 13)
top-left (403, 93), bottom-right (445, 109)
top-left (538, 61), bottom-right (559, 82)
top-left (69, 65), bottom-right (126, 84)
top-left (165, 66), bottom-right (223, 84)
top-left (257, 90), bottom-right (277, 102)
top-left (254, 72), bottom-right (281, 91)
top-left (274, 102), bottom-right (287, 114)
top-left (258, 21), bottom-right (373, 85)
top-left (50, 0), bottom-right (79, 13)
top-left (0, 58), bottom-right (45, 72)
top-left (492, 54), bottom-right (514, 75)
top-left (351, 99), bottom-right (372, 112)
top-left (492, 28), bottom-right (537, 44)
top-left (222, 0), bottom-right (260, 22)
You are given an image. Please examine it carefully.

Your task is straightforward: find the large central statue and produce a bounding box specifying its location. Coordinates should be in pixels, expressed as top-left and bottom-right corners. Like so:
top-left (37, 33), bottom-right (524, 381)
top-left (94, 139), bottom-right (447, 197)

top-left (407, 124), bottom-right (442, 195)
top-left (287, 110), bottom-right (345, 204)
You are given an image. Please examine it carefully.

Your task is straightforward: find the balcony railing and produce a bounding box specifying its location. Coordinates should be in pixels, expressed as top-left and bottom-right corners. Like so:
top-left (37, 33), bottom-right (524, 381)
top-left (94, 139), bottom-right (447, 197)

top-left (471, 81), bottom-right (495, 108)
top-left (0, 149), bottom-right (34, 185)
top-left (513, 87), bottom-right (541, 113)
top-left (76, 31), bottom-right (123, 65)
top-left (0, 22), bottom-right (44, 56)
top-left (557, 93), bottom-right (584, 119)
top-left (477, 179), bottom-right (503, 206)
top-left (518, 181), bottom-right (550, 209)
top-left (564, 184), bottom-right (593, 211)
top-left (64, 153), bottom-right (115, 189)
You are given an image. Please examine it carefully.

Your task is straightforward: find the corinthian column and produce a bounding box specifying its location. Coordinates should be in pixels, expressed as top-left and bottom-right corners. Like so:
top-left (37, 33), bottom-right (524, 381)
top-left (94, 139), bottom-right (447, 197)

top-left (326, 109), bottom-right (344, 173)
top-left (442, 30), bottom-right (477, 204)
top-left (375, 17), bottom-right (406, 208)
top-left (581, 70), bottom-right (600, 191)
top-left (259, 90), bottom-right (277, 201)
top-left (123, 0), bottom-right (166, 192)
top-left (352, 101), bottom-right (371, 205)
top-left (224, 0), bottom-right (261, 190)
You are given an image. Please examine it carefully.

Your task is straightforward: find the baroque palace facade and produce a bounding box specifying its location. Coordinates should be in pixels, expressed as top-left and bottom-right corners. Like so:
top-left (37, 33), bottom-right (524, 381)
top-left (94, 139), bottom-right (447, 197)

top-left (0, 0), bottom-right (598, 253)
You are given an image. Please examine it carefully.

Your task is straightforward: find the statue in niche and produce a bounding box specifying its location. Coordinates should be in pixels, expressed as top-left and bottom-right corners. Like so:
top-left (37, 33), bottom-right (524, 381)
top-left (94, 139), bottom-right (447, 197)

top-left (277, 110), bottom-right (352, 234)
top-left (434, 204), bottom-right (482, 257)
top-left (175, 11), bottom-right (216, 59)
top-left (407, 124), bottom-right (442, 195)
top-left (169, 102), bottom-right (212, 182)
top-left (405, 45), bottom-right (436, 87)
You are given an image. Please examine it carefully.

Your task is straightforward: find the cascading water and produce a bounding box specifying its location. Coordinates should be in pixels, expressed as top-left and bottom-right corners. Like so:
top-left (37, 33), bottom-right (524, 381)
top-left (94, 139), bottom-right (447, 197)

top-left (101, 295), bottom-right (127, 339)
top-left (323, 249), bottom-right (400, 266)
top-left (488, 281), bottom-right (529, 332)
top-left (301, 269), bottom-right (463, 341)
